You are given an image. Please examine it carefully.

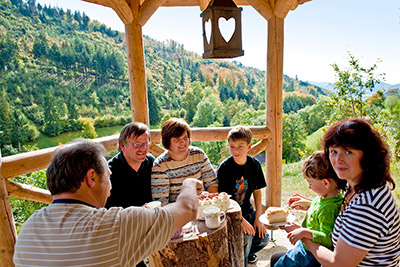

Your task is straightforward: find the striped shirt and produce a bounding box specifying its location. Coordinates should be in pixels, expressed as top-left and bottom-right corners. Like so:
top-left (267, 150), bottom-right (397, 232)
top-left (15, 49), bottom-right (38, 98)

top-left (151, 146), bottom-right (217, 204)
top-left (14, 203), bottom-right (174, 267)
top-left (332, 184), bottom-right (400, 266)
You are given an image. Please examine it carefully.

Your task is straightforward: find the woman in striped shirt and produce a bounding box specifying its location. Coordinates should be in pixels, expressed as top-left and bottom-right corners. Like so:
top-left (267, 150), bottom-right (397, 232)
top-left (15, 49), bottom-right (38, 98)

top-left (151, 118), bottom-right (219, 205)
top-left (303, 118), bottom-right (400, 266)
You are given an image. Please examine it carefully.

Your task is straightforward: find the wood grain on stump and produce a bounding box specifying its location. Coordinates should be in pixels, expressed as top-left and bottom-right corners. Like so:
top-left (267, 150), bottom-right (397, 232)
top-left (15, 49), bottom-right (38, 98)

top-left (149, 199), bottom-right (244, 267)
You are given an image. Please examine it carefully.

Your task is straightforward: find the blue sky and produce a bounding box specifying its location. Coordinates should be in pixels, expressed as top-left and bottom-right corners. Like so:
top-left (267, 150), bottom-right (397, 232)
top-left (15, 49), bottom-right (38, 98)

top-left (36, 0), bottom-right (399, 84)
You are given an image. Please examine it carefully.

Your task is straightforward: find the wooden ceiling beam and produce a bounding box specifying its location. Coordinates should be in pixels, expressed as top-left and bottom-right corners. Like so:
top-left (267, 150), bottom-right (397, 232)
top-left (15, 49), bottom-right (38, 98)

top-left (246, 0), bottom-right (273, 21)
top-left (139, 0), bottom-right (165, 25)
top-left (104, 0), bottom-right (134, 24)
top-left (274, 0), bottom-right (297, 19)
top-left (199, 0), bottom-right (210, 12)
top-left (274, 0), bottom-right (312, 18)
top-left (83, 0), bottom-right (257, 8)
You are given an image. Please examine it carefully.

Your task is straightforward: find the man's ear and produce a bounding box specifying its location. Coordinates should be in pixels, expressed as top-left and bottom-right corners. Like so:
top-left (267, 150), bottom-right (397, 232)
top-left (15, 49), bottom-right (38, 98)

top-left (120, 143), bottom-right (126, 153)
top-left (248, 142), bottom-right (252, 150)
top-left (85, 169), bottom-right (96, 188)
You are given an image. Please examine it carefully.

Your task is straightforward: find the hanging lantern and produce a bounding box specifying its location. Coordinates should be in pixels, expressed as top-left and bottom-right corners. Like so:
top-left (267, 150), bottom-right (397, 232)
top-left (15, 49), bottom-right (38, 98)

top-left (200, 0), bottom-right (244, 59)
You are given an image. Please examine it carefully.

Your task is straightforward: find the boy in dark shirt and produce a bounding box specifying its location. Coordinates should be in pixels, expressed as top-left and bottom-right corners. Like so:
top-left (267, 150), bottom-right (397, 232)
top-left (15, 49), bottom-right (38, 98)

top-left (217, 126), bottom-right (269, 266)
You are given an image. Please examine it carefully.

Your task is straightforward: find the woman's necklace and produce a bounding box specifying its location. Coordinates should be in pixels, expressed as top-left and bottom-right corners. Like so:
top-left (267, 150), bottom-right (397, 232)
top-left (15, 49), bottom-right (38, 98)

top-left (340, 190), bottom-right (356, 212)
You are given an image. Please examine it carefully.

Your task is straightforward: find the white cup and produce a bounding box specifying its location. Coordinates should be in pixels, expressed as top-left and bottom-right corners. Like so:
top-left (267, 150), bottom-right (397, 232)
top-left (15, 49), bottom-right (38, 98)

top-left (203, 206), bottom-right (226, 229)
top-left (146, 201), bottom-right (161, 209)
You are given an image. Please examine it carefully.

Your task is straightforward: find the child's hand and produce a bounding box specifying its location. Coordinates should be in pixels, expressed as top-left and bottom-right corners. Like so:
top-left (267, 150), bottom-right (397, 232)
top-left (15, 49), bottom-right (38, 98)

top-left (288, 194), bottom-right (312, 210)
top-left (242, 218), bottom-right (256, 236)
top-left (254, 217), bottom-right (267, 238)
top-left (280, 221), bottom-right (301, 233)
top-left (287, 228), bottom-right (312, 245)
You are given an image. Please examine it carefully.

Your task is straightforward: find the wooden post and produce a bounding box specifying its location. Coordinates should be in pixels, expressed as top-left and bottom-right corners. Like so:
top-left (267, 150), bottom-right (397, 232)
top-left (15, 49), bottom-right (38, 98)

top-left (125, 0), bottom-right (149, 125)
top-left (0, 150), bottom-right (17, 267)
top-left (265, 12), bottom-right (284, 207)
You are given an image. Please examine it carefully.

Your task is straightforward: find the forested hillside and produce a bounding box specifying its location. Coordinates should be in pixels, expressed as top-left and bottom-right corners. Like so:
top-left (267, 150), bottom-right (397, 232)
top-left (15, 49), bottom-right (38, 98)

top-left (0, 0), bottom-right (327, 157)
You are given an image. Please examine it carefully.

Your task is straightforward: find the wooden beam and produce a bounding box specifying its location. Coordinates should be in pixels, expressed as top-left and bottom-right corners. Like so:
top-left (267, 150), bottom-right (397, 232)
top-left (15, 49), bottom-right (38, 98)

top-left (125, 0), bottom-right (149, 124)
top-left (248, 139), bottom-right (268, 157)
top-left (149, 143), bottom-right (165, 157)
top-left (2, 127), bottom-right (269, 180)
top-left (1, 135), bottom-right (119, 180)
top-left (265, 15), bottom-right (284, 208)
top-left (246, 0), bottom-right (273, 21)
top-left (6, 180), bottom-right (52, 205)
top-left (274, 0), bottom-right (297, 19)
top-left (105, 0), bottom-right (134, 24)
top-left (150, 126), bottom-right (270, 143)
top-left (82, 0), bottom-right (259, 8)
top-left (1, 127), bottom-right (270, 180)
top-left (0, 151), bottom-right (16, 267)
top-left (199, 0), bottom-right (210, 12)
top-left (139, 0), bottom-right (165, 25)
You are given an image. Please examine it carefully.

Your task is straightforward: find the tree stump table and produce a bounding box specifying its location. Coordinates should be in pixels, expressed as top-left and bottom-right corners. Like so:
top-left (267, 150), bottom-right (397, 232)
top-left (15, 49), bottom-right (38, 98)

top-left (149, 199), bottom-right (243, 267)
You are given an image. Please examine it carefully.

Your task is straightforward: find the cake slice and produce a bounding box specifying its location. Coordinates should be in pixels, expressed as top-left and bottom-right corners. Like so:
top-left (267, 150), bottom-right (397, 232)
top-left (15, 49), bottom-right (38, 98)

top-left (265, 207), bottom-right (289, 224)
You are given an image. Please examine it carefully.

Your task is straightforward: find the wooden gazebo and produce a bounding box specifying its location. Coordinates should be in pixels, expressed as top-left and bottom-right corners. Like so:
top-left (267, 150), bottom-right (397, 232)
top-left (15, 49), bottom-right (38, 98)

top-left (0, 0), bottom-right (310, 265)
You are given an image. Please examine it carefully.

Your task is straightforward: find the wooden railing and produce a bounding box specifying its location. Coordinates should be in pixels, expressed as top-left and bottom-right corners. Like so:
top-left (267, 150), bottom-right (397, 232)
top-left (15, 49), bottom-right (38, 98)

top-left (0, 126), bottom-right (270, 266)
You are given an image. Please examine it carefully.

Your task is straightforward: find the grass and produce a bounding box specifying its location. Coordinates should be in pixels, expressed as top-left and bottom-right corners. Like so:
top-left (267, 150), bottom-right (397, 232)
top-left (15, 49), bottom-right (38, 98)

top-left (305, 127), bottom-right (324, 152)
top-left (29, 125), bottom-right (124, 149)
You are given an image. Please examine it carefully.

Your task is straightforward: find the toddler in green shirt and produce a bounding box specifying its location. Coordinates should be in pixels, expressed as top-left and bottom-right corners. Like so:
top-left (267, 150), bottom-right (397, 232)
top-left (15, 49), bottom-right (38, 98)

top-left (271, 151), bottom-right (346, 267)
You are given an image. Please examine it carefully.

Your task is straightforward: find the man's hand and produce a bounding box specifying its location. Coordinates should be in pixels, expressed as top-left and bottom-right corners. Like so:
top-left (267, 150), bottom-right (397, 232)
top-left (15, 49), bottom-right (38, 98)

top-left (182, 178), bottom-right (203, 195)
top-left (242, 218), bottom-right (255, 236)
top-left (170, 178), bottom-right (203, 233)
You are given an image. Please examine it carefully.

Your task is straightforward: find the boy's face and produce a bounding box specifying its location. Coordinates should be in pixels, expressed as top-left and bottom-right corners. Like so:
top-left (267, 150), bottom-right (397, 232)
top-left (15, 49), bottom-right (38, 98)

top-left (304, 177), bottom-right (330, 197)
top-left (228, 139), bottom-right (251, 164)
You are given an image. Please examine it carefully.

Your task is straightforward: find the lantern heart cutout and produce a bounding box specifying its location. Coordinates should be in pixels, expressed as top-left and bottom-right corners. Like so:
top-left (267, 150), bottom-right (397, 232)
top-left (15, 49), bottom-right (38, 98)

top-left (218, 17), bottom-right (235, 42)
top-left (205, 19), bottom-right (212, 44)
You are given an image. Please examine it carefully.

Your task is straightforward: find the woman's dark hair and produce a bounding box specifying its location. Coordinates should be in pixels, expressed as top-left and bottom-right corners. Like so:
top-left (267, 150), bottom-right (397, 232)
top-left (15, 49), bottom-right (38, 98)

top-left (322, 118), bottom-right (395, 192)
top-left (46, 140), bottom-right (106, 195)
top-left (161, 118), bottom-right (191, 150)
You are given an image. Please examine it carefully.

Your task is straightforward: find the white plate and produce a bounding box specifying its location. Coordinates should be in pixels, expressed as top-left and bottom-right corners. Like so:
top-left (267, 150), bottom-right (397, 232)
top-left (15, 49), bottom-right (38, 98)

top-left (258, 213), bottom-right (296, 226)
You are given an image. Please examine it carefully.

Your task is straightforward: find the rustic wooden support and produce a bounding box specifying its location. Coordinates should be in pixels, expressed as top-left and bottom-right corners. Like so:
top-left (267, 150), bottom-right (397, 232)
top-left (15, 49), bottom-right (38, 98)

top-left (83, 0), bottom-right (275, 8)
top-left (1, 127), bottom-right (268, 180)
top-left (265, 13), bottom-right (284, 207)
top-left (150, 126), bottom-right (270, 143)
top-left (149, 143), bottom-right (166, 157)
top-left (248, 139), bottom-right (268, 157)
top-left (125, 0), bottom-right (149, 125)
top-left (1, 135), bottom-right (119, 180)
top-left (199, 0), bottom-right (210, 11)
top-left (105, 0), bottom-right (134, 24)
top-left (0, 150), bottom-right (16, 267)
top-left (6, 179), bottom-right (52, 204)
top-left (274, 0), bottom-right (297, 19)
top-left (246, 0), bottom-right (273, 21)
top-left (138, 0), bottom-right (165, 26)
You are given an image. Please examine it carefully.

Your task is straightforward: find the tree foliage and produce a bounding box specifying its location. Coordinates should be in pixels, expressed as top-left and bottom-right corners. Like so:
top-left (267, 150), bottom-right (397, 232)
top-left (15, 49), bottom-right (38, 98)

top-left (282, 112), bottom-right (307, 163)
top-left (329, 52), bottom-right (385, 121)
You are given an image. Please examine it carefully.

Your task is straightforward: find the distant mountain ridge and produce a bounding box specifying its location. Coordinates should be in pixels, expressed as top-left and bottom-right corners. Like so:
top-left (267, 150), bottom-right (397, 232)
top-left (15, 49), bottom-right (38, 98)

top-left (308, 81), bottom-right (400, 96)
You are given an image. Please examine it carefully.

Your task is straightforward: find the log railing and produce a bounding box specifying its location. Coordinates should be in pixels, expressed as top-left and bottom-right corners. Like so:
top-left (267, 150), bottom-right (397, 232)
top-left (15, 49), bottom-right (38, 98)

top-left (0, 126), bottom-right (270, 266)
